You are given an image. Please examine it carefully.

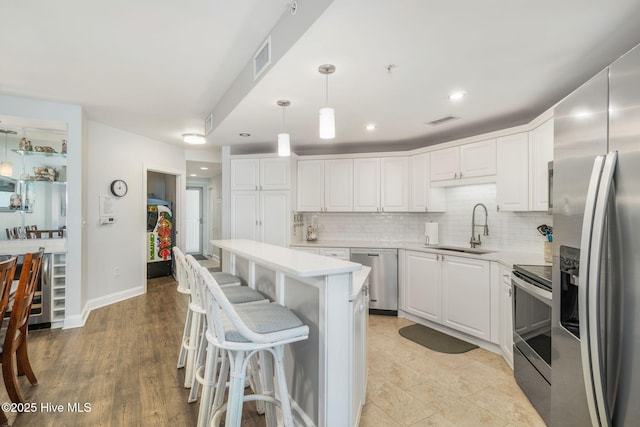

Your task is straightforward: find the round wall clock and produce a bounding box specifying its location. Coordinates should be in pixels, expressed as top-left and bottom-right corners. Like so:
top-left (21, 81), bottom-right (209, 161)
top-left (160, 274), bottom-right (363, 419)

top-left (110, 179), bottom-right (128, 197)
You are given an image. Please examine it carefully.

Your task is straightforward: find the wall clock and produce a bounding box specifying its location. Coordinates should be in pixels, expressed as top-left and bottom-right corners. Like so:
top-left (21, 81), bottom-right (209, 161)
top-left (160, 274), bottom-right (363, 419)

top-left (110, 179), bottom-right (128, 197)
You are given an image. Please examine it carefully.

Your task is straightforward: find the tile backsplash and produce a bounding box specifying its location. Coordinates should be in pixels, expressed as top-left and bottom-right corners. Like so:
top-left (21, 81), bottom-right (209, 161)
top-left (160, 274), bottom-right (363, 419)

top-left (301, 184), bottom-right (552, 253)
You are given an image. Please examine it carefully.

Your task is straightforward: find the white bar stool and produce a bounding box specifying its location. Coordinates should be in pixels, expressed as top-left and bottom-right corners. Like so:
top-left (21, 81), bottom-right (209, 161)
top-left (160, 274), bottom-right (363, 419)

top-left (199, 265), bottom-right (309, 427)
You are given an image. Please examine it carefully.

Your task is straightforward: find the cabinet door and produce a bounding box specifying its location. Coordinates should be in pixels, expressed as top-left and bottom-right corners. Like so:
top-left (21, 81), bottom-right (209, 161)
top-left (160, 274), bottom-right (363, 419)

top-left (441, 255), bottom-right (491, 340)
top-left (529, 119), bottom-right (553, 211)
top-left (380, 157), bottom-right (409, 212)
top-left (496, 133), bottom-right (529, 211)
top-left (351, 281), bottom-right (368, 426)
top-left (405, 251), bottom-right (441, 323)
top-left (325, 159), bottom-right (353, 211)
top-left (230, 159), bottom-right (260, 191)
top-left (430, 147), bottom-right (459, 181)
top-left (353, 158), bottom-right (380, 212)
top-left (260, 191), bottom-right (290, 247)
top-left (460, 139), bottom-right (496, 178)
top-left (499, 266), bottom-right (514, 367)
top-left (260, 158), bottom-right (290, 190)
top-left (297, 160), bottom-right (324, 211)
top-left (318, 247), bottom-right (350, 260)
top-left (409, 153), bottom-right (446, 212)
top-left (230, 191), bottom-right (259, 240)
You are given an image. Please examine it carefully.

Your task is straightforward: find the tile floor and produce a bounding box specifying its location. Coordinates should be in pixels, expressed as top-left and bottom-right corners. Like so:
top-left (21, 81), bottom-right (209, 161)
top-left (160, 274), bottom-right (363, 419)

top-left (361, 315), bottom-right (546, 427)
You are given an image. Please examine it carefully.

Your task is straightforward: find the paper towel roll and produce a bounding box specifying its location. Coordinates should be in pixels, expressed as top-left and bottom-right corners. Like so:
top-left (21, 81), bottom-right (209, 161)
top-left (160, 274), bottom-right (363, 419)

top-left (424, 222), bottom-right (439, 245)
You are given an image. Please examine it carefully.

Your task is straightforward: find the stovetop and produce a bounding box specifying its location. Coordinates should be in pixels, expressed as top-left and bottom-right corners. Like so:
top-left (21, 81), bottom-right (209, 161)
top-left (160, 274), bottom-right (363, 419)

top-left (513, 264), bottom-right (552, 291)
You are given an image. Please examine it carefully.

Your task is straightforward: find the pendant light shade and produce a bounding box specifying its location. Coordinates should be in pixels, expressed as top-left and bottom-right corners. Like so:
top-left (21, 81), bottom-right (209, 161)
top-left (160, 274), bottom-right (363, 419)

top-left (276, 100), bottom-right (291, 157)
top-left (318, 64), bottom-right (336, 140)
top-left (0, 129), bottom-right (16, 177)
top-left (319, 107), bottom-right (335, 139)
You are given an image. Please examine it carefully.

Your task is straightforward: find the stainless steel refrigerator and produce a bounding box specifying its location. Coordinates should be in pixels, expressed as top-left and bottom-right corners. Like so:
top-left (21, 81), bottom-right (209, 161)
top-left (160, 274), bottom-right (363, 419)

top-left (552, 43), bottom-right (640, 426)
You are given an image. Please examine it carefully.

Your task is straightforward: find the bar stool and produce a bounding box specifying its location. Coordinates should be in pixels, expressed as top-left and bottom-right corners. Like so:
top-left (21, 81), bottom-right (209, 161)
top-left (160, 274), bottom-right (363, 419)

top-left (174, 246), bottom-right (257, 386)
top-left (0, 256), bottom-right (17, 427)
top-left (200, 265), bottom-right (309, 427)
top-left (183, 254), bottom-right (267, 396)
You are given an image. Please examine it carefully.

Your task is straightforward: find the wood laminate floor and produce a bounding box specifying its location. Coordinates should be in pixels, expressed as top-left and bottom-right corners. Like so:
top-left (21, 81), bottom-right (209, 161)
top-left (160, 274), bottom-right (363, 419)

top-left (0, 276), bottom-right (545, 426)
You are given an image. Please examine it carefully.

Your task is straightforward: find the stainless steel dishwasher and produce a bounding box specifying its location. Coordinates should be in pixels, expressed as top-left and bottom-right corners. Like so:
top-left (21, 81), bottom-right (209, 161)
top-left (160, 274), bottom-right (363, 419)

top-left (350, 248), bottom-right (397, 315)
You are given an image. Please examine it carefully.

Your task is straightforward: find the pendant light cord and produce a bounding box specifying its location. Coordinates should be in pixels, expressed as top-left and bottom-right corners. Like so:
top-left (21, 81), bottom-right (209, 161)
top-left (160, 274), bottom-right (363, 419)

top-left (282, 105), bottom-right (286, 130)
top-left (325, 73), bottom-right (329, 105)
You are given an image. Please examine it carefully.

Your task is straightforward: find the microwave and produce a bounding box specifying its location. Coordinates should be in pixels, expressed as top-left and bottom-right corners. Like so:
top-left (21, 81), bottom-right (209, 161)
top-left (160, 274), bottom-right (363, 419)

top-left (548, 161), bottom-right (553, 214)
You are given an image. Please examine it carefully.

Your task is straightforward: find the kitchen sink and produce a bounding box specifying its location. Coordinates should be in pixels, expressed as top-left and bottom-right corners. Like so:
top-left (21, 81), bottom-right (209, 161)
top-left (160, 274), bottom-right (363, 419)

top-left (424, 245), bottom-right (496, 255)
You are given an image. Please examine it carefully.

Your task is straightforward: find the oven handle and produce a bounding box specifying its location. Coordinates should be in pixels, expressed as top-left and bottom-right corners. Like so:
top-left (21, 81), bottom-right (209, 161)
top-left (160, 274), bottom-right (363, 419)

top-left (511, 274), bottom-right (551, 305)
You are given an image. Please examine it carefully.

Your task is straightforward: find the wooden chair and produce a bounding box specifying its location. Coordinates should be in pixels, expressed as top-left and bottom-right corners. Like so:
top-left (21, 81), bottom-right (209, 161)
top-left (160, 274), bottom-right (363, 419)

top-left (2, 249), bottom-right (44, 404)
top-left (0, 256), bottom-right (17, 425)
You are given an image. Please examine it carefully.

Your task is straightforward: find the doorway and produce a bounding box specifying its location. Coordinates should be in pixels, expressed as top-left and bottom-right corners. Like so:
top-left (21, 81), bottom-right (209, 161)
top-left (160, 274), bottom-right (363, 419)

top-left (146, 170), bottom-right (178, 279)
top-left (185, 187), bottom-right (203, 255)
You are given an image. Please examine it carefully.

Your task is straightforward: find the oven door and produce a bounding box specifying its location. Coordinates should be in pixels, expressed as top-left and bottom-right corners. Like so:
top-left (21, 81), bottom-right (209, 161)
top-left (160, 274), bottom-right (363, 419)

top-left (512, 272), bottom-right (552, 383)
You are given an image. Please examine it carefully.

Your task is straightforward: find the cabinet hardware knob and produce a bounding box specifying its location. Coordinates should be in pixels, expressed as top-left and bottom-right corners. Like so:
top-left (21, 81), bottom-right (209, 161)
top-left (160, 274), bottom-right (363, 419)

top-left (459, 173), bottom-right (463, 178)
top-left (497, 205), bottom-right (500, 211)
top-left (454, 172), bottom-right (458, 179)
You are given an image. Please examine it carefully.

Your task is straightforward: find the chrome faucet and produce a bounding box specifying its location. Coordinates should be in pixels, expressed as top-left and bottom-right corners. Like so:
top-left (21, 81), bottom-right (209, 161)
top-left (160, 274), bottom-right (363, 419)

top-left (470, 203), bottom-right (489, 248)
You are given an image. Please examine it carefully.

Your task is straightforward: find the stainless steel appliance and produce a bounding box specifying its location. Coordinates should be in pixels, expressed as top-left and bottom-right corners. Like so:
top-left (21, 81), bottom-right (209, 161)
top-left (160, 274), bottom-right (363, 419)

top-left (512, 264), bottom-right (552, 425)
top-left (350, 248), bottom-right (397, 315)
top-left (552, 42), bottom-right (640, 426)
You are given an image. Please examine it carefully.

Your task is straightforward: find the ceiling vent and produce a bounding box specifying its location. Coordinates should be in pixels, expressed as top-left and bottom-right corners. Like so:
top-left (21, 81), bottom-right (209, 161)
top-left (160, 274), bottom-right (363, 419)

top-left (253, 36), bottom-right (272, 81)
top-left (204, 112), bottom-right (213, 135)
top-left (426, 116), bottom-right (459, 126)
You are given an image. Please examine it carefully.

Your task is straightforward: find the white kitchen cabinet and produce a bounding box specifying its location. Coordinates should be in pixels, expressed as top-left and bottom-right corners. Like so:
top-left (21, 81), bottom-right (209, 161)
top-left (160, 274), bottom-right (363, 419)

top-left (403, 251), bottom-right (441, 323)
top-left (499, 265), bottom-right (514, 368)
top-left (353, 157), bottom-right (408, 212)
top-left (318, 247), bottom-right (351, 260)
top-left (409, 153), bottom-right (446, 212)
top-left (430, 139), bottom-right (496, 183)
top-left (292, 247), bottom-right (319, 255)
top-left (441, 255), bottom-right (492, 341)
top-left (230, 190), bottom-right (290, 247)
top-left (324, 159), bottom-right (353, 211)
top-left (297, 159), bottom-right (324, 211)
top-left (350, 279), bottom-right (368, 427)
top-left (297, 158), bottom-right (353, 212)
top-left (529, 118), bottom-right (553, 211)
top-left (231, 157), bottom-right (290, 191)
top-left (496, 133), bottom-right (529, 212)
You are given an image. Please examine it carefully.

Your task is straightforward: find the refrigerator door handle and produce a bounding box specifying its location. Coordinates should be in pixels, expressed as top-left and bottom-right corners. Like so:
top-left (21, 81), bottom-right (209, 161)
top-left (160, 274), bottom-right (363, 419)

top-left (588, 151), bottom-right (617, 427)
top-left (579, 154), bottom-right (605, 426)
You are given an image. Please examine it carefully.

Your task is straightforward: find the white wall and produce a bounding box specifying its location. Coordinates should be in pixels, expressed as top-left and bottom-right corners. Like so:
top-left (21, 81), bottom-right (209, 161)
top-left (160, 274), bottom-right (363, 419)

top-left (303, 183), bottom-right (552, 254)
top-left (86, 121), bottom-right (185, 308)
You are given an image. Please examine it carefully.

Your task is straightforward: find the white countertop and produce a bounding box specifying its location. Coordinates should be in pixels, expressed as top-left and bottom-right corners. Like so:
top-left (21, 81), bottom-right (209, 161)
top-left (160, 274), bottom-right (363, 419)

top-left (211, 239), bottom-right (362, 278)
top-left (0, 238), bottom-right (67, 255)
top-left (290, 239), bottom-right (549, 268)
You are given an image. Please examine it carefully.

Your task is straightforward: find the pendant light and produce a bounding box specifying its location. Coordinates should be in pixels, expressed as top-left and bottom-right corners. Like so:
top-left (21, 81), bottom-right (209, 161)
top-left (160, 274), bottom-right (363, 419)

top-left (277, 100), bottom-right (291, 157)
top-left (318, 64), bottom-right (336, 139)
top-left (0, 129), bottom-right (16, 177)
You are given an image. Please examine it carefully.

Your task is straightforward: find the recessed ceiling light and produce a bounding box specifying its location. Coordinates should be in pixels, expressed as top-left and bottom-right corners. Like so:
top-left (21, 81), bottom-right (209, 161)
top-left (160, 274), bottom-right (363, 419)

top-left (239, 132), bottom-right (251, 137)
top-left (448, 91), bottom-right (466, 101)
top-left (190, 174), bottom-right (197, 177)
top-left (182, 133), bottom-right (206, 144)
top-left (366, 123), bottom-right (376, 131)
top-left (200, 167), bottom-right (208, 170)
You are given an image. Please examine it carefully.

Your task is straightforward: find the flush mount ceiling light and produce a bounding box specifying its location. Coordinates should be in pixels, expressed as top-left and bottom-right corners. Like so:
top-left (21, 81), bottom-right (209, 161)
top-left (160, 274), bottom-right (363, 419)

top-left (0, 128), bottom-right (17, 177)
top-left (277, 100), bottom-right (291, 157)
top-left (182, 133), bottom-right (206, 144)
top-left (366, 123), bottom-right (377, 131)
top-left (318, 64), bottom-right (336, 139)
top-left (200, 167), bottom-right (208, 170)
top-left (448, 90), bottom-right (466, 101)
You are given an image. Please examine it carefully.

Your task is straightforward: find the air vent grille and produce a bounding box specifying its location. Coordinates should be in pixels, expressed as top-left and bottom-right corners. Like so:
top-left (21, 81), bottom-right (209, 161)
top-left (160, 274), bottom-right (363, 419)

top-left (253, 36), bottom-right (271, 80)
top-left (426, 116), bottom-right (459, 126)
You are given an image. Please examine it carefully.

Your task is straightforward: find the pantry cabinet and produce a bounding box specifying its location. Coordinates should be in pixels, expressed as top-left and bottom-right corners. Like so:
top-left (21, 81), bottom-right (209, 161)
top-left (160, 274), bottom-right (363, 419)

top-left (353, 157), bottom-right (408, 212)
top-left (409, 153), bottom-right (446, 212)
top-left (430, 139), bottom-right (496, 183)
top-left (230, 191), bottom-right (290, 247)
top-left (231, 157), bottom-right (291, 191)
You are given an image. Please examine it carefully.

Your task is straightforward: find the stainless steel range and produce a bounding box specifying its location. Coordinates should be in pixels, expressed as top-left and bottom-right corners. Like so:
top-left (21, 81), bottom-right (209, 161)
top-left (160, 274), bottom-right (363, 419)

top-left (512, 264), bottom-right (552, 425)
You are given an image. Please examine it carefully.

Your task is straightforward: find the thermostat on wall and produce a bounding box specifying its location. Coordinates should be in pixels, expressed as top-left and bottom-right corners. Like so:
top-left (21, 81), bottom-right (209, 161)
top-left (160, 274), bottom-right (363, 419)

top-left (99, 217), bottom-right (116, 225)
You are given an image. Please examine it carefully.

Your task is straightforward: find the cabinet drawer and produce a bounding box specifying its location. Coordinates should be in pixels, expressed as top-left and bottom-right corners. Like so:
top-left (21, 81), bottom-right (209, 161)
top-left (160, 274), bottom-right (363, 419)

top-left (319, 247), bottom-right (350, 260)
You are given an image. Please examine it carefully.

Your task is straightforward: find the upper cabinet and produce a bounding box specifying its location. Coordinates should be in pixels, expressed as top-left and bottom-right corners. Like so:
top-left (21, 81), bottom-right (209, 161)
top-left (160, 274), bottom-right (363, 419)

top-left (297, 159), bottom-right (353, 212)
top-left (430, 139), bottom-right (496, 184)
top-left (231, 157), bottom-right (291, 191)
top-left (496, 119), bottom-right (553, 212)
top-left (409, 153), bottom-right (445, 212)
top-left (354, 157), bottom-right (408, 212)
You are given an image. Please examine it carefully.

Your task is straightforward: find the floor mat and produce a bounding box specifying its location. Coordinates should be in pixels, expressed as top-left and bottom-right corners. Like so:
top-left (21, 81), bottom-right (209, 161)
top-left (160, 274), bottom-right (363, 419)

top-left (190, 254), bottom-right (207, 260)
top-left (399, 324), bottom-right (478, 354)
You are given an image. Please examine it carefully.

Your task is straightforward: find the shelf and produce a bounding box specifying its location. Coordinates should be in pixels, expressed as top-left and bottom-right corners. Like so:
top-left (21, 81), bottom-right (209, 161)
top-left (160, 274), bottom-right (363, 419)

top-left (12, 149), bottom-right (66, 159)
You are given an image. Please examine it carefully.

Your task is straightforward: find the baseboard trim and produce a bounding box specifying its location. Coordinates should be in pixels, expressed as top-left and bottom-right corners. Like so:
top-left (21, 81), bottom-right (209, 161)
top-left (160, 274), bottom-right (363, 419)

top-left (64, 286), bottom-right (145, 329)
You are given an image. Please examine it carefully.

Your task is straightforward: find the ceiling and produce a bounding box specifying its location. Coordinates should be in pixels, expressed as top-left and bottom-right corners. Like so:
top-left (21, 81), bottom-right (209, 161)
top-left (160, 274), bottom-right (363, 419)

top-left (3, 1), bottom-right (640, 157)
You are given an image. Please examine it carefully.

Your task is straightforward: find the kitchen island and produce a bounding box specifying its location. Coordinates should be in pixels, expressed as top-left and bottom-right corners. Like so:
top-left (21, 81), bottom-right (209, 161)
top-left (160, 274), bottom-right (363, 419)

top-left (210, 239), bottom-right (369, 427)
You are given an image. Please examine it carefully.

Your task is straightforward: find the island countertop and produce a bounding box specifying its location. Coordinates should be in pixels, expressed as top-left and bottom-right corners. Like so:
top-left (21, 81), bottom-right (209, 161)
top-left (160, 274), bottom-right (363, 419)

top-left (211, 239), bottom-right (362, 278)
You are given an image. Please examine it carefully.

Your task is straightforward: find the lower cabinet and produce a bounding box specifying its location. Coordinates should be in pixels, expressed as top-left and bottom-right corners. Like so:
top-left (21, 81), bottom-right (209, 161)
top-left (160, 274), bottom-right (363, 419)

top-left (499, 264), bottom-right (514, 367)
top-left (350, 278), bottom-right (368, 426)
top-left (401, 250), bottom-right (494, 342)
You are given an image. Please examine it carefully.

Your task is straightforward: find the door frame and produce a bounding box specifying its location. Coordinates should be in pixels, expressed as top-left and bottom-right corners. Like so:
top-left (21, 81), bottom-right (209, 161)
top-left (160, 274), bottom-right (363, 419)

top-left (185, 186), bottom-right (204, 255)
top-left (142, 163), bottom-right (185, 293)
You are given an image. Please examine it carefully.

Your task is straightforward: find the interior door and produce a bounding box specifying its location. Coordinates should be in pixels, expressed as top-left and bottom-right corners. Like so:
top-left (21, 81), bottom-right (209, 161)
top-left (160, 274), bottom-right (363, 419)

top-left (185, 187), bottom-right (202, 254)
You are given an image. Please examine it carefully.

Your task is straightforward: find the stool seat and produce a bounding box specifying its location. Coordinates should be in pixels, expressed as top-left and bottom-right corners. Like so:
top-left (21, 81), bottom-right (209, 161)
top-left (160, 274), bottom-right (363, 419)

top-left (222, 286), bottom-right (266, 305)
top-left (210, 272), bottom-right (241, 286)
top-left (223, 302), bottom-right (304, 343)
